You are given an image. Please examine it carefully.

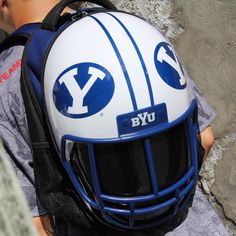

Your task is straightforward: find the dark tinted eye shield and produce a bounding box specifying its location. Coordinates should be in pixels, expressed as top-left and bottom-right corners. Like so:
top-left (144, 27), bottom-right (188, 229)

top-left (60, 100), bottom-right (198, 229)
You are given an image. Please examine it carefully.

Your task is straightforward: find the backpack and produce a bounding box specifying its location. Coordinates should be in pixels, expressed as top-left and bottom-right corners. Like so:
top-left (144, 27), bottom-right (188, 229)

top-left (0, 0), bottom-right (204, 232)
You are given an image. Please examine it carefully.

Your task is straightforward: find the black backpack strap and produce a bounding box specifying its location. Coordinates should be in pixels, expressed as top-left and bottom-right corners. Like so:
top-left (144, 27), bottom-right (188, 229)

top-left (21, 60), bottom-right (93, 227)
top-left (42, 0), bottom-right (117, 31)
top-left (0, 35), bottom-right (26, 52)
top-left (193, 106), bottom-right (205, 170)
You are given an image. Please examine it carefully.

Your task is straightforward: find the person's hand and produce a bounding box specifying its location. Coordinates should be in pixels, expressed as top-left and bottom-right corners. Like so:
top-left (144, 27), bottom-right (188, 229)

top-left (33, 215), bottom-right (55, 236)
top-left (200, 126), bottom-right (215, 161)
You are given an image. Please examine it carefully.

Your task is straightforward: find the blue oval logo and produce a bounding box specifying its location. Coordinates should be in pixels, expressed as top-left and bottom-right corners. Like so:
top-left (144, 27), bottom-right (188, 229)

top-left (53, 63), bottom-right (115, 118)
top-left (154, 42), bottom-right (186, 89)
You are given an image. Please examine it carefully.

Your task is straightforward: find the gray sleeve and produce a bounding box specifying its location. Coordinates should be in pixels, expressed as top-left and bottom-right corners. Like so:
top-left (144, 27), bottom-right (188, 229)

top-left (184, 68), bottom-right (217, 132)
top-left (0, 46), bottom-right (42, 217)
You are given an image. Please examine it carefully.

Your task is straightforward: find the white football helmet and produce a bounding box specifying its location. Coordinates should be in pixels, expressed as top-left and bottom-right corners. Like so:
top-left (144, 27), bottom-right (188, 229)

top-left (43, 11), bottom-right (198, 230)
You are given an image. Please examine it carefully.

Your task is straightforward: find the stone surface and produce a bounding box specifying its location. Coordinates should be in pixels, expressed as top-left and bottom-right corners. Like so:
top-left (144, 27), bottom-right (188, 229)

top-left (114, 0), bottom-right (184, 40)
top-left (212, 140), bottom-right (236, 224)
top-left (200, 132), bottom-right (236, 234)
top-left (172, 0), bottom-right (236, 136)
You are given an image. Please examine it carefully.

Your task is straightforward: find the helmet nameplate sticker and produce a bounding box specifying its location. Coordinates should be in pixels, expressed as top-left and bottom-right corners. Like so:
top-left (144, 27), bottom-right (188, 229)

top-left (117, 103), bottom-right (168, 136)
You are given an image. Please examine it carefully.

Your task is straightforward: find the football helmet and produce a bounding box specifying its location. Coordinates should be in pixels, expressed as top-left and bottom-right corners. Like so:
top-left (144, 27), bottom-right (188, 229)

top-left (43, 11), bottom-right (199, 230)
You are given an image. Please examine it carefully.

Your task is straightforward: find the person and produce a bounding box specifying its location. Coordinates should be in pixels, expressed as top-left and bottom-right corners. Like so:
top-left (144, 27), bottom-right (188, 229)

top-left (0, 0), bottom-right (217, 235)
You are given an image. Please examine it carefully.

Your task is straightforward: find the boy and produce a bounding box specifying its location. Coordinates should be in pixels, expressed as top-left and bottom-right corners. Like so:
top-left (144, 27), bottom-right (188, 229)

top-left (0, 0), bottom-right (216, 235)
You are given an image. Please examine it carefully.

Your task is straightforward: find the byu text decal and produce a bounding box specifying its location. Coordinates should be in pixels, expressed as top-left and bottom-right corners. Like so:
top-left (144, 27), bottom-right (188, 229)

top-left (131, 112), bottom-right (155, 127)
top-left (117, 104), bottom-right (168, 136)
top-left (53, 63), bottom-right (114, 118)
top-left (154, 42), bottom-right (186, 89)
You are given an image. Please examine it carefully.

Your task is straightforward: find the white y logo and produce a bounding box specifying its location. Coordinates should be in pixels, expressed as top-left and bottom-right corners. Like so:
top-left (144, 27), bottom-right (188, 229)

top-left (59, 67), bottom-right (106, 114)
top-left (157, 45), bottom-right (186, 86)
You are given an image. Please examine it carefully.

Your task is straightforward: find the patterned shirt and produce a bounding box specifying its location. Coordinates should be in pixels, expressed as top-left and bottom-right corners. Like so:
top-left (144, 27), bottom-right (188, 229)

top-left (0, 46), bottom-right (39, 216)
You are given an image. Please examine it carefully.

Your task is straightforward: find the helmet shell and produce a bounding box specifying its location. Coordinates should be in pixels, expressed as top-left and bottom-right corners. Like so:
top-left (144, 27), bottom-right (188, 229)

top-left (43, 12), bottom-right (190, 148)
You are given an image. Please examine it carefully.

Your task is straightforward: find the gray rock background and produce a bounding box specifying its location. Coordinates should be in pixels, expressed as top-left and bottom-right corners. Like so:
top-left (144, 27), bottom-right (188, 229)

top-left (0, 0), bottom-right (236, 235)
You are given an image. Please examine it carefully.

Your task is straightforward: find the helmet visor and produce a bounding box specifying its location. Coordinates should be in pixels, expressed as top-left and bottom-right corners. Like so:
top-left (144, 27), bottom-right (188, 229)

top-left (68, 120), bottom-right (189, 197)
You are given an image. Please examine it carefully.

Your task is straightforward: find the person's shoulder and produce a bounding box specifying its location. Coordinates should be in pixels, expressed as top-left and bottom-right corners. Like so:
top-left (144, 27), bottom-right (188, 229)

top-left (0, 45), bottom-right (24, 64)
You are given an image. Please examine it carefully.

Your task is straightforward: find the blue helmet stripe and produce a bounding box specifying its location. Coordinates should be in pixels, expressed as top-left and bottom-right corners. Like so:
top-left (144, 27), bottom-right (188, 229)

top-left (106, 13), bottom-right (155, 106)
top-left (90, 15), bottom-right (138, 110)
